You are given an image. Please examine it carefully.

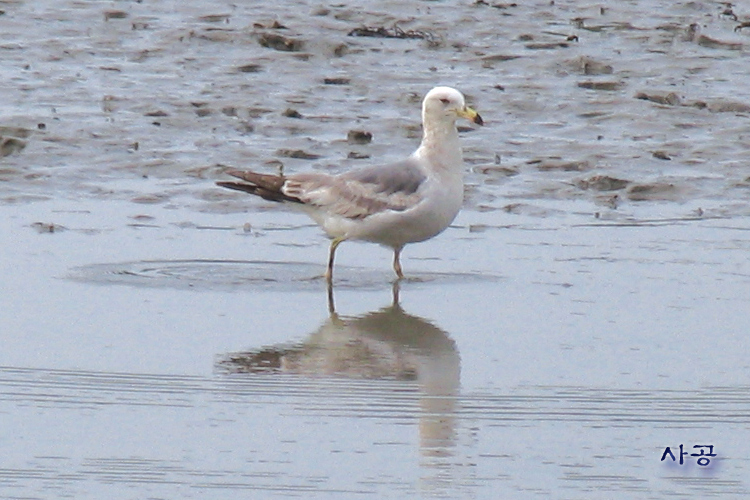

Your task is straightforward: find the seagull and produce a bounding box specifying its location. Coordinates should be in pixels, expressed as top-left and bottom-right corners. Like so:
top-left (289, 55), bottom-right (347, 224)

top-left (217, 86), bottom-right (483, 282)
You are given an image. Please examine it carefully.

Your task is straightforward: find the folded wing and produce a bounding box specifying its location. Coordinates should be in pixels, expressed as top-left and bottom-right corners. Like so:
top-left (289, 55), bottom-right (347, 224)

top-left (285, 159), bottom-right (426, 220)
top-left (218, 159), bottom-right (427, 221)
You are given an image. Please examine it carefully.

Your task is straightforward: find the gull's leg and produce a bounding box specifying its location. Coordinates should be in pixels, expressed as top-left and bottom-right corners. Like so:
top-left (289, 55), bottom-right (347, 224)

top-left (393, 246), bottom-right (405, 280)
top-left (327, 279), bottom-right (335, 315)
top-left (326, 237), bottom-right (344, 283)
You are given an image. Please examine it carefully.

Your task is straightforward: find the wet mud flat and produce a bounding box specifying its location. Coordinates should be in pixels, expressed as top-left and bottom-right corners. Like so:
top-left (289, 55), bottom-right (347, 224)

top-left (2, 0), bottom-right (750, 498)
top-left (2, 0), bottom-right (750, 217)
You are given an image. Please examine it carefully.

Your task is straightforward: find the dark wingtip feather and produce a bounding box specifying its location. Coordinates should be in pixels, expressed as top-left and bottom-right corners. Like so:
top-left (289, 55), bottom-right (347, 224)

top-left (216, 181), bottom-right (257, 194)
top-left (216, 179), bottom-right (301, 204)
top-left (224, 168), bottom-right (247, 179)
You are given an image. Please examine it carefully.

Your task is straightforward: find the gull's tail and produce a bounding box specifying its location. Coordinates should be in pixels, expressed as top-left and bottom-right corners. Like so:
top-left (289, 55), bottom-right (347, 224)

top-left (217, 169), bottom-right (301, 203)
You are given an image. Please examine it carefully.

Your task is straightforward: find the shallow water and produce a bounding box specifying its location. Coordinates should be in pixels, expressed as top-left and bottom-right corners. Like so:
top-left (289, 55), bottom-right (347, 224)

top-left (2, 0), bottom-right (750, 498)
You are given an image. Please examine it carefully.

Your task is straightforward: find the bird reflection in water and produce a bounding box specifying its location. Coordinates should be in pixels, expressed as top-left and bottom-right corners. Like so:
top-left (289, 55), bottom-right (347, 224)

top-left (219, 281), bottom-right (461, 458)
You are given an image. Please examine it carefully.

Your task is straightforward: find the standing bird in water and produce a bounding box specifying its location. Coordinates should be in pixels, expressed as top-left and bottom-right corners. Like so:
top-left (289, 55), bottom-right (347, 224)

top-left (217, 86), bottom-right (483, 283)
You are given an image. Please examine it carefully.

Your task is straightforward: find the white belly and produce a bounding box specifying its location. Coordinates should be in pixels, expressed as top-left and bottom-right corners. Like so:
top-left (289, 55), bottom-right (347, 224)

top-left (317, 173), bottom-right (464, 249)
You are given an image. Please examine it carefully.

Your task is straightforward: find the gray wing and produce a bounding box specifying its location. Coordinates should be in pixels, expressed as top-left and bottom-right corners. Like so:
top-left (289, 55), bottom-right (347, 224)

top-left (339, 159), bottom-right (426, 197)
top-left (282, 158), bottom-right (427, 220)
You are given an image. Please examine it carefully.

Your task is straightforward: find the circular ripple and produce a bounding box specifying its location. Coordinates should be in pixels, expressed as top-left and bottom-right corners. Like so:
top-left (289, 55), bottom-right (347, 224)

top-left (68, 259), bottom-right (499, 292)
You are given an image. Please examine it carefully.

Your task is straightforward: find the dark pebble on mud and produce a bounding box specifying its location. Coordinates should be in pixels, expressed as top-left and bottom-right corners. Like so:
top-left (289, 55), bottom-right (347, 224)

top-left (332, 44), bottom-right (349, 57)
top-left (323, 77), bottom-right (350, 85)
top-left (276, 149), bottom-right (321, 160)
top-left (104, 10), bottom-right (128, 21)
top-left (652, 151), bottom-right (672, 160)
top-left (282, 108), bottom-right (303, 118)
top-left (258, 33), bottom-right (304, 52)
top-left (237, 64), bottom-right (262, 73)
top-left (525, 42), bottom-right (569, 50)
top-left (347, 130), bottom-right (372, 144)
top-left (145, 110), bottom-right (168, 117)
top-left (576, 174), bottom-right (630, 191)
top-left (347, 152), bottom-right (370, 159)
top-left (0, 137), bottom-right (26, 157)
top-left (578, 81), bottom-right (624, 91)
top-left (635, 91), bottom-right (681, 106)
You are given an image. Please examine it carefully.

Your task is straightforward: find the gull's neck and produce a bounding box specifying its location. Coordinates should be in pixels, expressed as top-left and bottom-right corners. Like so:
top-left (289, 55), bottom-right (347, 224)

top-left (415, 117), bottom-right (464, 175)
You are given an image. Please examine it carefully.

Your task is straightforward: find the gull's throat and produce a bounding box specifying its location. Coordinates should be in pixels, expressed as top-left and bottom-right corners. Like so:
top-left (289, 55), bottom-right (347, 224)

top-left (418, 118), bottom-right (463, 173)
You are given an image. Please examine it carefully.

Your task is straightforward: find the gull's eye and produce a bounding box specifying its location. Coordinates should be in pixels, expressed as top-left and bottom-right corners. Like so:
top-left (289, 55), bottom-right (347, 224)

top-left (439, 98), bottom-right (450, 105)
